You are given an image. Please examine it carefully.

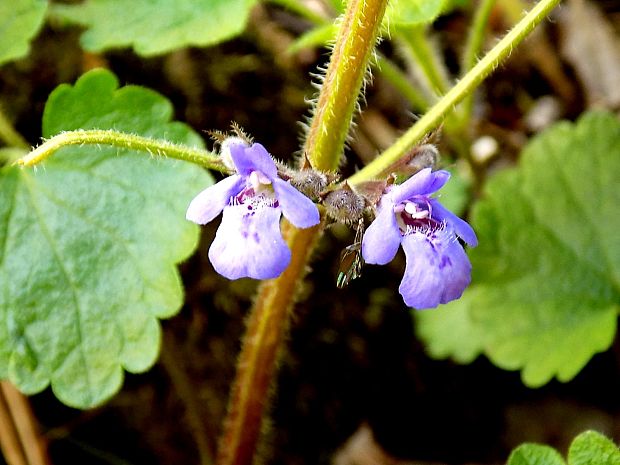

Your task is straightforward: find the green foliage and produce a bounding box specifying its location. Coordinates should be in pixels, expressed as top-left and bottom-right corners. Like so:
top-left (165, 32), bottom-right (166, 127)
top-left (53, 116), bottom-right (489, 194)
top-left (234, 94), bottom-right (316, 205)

top-left (52, 0), bottom-right (257, 56)
top-left (508, 444), bottom-right (565, 465)
top-left (328, 0), bottom-right (461, 25)
top-left (285, 0), bottom-right (459, 53)
top-left (417, 112), bottom-right (620, 386)
top-left (507, 431), bottom-right (620, 465)
top-left (0, 0), bottom-right (47, 65)
top-left (569, 431), bottom-right (620, 465)
top-left (387, 0), bottom-right (446, 26)
top-left (0, 69), bottom-right (212, 408)
top-left (444, 0), bottom-right (471, 11)
top-left (0, 148), bottom-right (27, 165)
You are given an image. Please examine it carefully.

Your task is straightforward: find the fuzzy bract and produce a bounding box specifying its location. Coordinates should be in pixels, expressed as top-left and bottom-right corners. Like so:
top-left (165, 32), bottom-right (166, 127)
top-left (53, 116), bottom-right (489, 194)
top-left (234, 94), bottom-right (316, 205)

top-left (186, 141), bottom-right (320, 280)
top-left (361, 168), bottom-right (477, 309)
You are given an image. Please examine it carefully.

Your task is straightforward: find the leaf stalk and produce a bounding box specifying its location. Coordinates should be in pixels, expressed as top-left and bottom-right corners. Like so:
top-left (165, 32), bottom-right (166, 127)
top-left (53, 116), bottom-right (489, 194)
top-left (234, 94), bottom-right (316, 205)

top-left (302, 0), bottom-right (390, 171)
top-left (16, 129), bottom-right (226, 172)
top-left (348, 0), bottom-right (563, 185)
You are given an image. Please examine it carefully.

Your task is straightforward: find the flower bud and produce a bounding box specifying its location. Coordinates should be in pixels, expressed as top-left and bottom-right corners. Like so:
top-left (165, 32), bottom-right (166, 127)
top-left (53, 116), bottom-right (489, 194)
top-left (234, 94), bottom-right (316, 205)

top-left (407, 144), bottom-right (439, 173)
top-left (380, 143), bottom-right (440, 180)
top-left (323, 183), bottom-right (365, 224)
top-left (288, 169), bottom-right (330, 199)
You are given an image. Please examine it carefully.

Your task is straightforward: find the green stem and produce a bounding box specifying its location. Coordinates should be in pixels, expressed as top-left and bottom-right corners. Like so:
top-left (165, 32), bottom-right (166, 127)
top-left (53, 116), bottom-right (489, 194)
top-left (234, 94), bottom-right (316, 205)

top-left (216, 1), bottom-right (389, 464)
top-left (215, 222), bottom-right (324, 465)
top-left (397, 26), bottom-right (451, 97)
top-left (460, 0), bottom-right (497, 124)
top-left (462, 0), bottom-right (498, 72)
top-left (266, 0), bottom-right (327, 24)
top-left (268, 0), bottom-right (429, 116)
top-left (302, 0), bottom-right (390, 171)
top-left (0, 105), bottom-right (29, 149)
top-left (16, 129), bottom-right (226, 172)
top-left (376, 54), bottom-right (430, 111)
top-left (348, 0), bottom-right (563, 185)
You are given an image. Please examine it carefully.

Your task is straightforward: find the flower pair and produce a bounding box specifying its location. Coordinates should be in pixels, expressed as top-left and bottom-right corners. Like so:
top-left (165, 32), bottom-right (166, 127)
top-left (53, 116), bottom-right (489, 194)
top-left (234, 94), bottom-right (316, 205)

top-left (187, 140), bottom-right (477, 309)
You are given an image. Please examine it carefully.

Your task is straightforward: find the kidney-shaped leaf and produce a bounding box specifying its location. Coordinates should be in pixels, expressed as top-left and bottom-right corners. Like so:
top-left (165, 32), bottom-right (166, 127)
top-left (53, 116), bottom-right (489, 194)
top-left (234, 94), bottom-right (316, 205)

top-left (0, 69), bottom-right (212, 408)
top-left (417, 112), bottom-right (620, 387)
top-left (508, 443), bottom-right (566, 465)
top-left (507, 431), bottom-right (619, 465)
top-left (569, 431), bottom-right (620, 465)
top-left (52, 0), bottom-right (257, 56)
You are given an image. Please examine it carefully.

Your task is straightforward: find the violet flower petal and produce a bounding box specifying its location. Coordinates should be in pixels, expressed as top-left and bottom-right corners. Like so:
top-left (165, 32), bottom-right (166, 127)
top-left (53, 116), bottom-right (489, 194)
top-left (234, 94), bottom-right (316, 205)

top-left (391, 168), bottom-right (450, 204)
top-left (272, 178), bottom-right (320, 228)
top-left (361, 200), bottom-right (402, 265)
top-left (429, 199), bottom-right (478, 247)
top-left (399, 230), bottom-right (472, 309)
top-left (208, 204), bottom-right (291, 280)
top-left (398, 234), bottom-right (444, 309)
top-left (186, 174), bottom-right (244, 225)
top-left (437, 237), bottom-right (472, 304)
top-left (229, 142), bottom-right (278, 179)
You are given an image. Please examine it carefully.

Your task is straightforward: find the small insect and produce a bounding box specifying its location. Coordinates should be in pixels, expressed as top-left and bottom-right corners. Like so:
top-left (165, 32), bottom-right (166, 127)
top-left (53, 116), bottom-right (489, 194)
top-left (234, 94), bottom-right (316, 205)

top-left (336, 218), bottom-right (365, 288)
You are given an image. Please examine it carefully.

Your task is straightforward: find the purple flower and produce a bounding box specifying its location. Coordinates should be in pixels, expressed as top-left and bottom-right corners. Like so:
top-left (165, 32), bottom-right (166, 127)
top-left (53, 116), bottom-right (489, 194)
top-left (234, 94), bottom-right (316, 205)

top-left (361, 168), bottom-right (477, 309)
top-left (186, 140), bottom-right (320, 280)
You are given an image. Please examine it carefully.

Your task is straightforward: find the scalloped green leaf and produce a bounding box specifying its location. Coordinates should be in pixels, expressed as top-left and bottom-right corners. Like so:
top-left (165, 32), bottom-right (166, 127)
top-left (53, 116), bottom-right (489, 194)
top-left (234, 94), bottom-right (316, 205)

top-left (0, 69), bottom-right (212, 408)
top-left (417, 112), bottom-right (620, 387)
top-left (52, 0), bottom-right (258, 56)
top-left (0, 0), bottom-right (47, 65)
top-left (289, 0), bottom-right (462, 52)
top-left (508, 443), bottom-right (566, 465)
top-left (507, 431), bottom-right (619, 465)
top-left (569, 431), bottom-right (620, 465)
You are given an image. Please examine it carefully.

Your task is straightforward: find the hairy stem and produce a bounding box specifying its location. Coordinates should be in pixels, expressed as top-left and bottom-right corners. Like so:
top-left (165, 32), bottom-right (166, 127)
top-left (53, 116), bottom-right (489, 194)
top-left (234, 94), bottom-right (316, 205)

top-left (216, 222), bottom-right (323, 465)
top-left (214, 1), bottom-right (561, 464)
top-left (348, 0), bottom-right (563, 185)
top-left (302, 0), bottom-right (390, 171)
top-left (16, 129), bottom-right (226, 171)
top-left (217, 1), bottom-right (389, 464)
top-left (462, 0), bottom-right (499, 73)
top-left (460, 0), bottom-right (498, 124)
top-left (271, 0), bottom-right (429, 116)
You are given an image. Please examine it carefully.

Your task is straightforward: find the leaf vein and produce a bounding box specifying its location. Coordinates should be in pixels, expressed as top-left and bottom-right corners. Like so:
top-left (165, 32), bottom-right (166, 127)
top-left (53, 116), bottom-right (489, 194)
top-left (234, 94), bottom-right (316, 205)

top-left (544, 135), bottom-right (615, 278)
top-left (21, 174), bottom-right (95, 405)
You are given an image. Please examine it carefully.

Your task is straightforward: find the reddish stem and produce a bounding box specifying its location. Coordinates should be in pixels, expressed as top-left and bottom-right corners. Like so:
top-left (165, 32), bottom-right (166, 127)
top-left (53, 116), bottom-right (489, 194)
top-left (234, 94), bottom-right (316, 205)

top-left (216, 221), bottom-right (323, 465)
